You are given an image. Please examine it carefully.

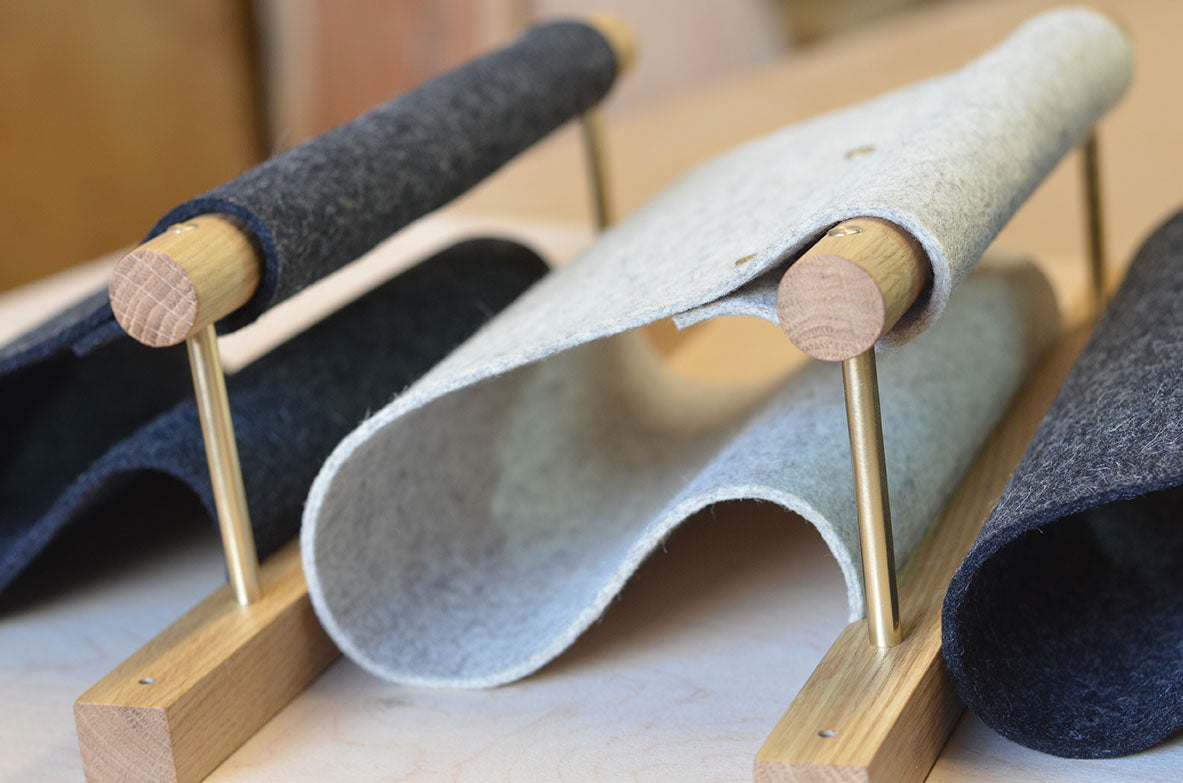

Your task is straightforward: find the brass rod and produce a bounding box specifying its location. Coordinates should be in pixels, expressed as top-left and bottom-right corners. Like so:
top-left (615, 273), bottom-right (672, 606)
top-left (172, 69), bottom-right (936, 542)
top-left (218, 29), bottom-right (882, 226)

top-left (186, 324), bottom-right (262, 606)
top-left (841, 350), bottom-right (902, 648)
top-left (580, 109), bottom-right (613, 230)
top-left (1083, 132), bottom-right (1106, 316)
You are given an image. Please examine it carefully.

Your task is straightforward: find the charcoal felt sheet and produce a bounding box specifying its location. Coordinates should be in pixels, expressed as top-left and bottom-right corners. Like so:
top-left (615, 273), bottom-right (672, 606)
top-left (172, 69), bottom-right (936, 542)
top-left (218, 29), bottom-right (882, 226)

top-left (302, 259), bottom-right (1057, 688)
top-left (147, 21), bottom-right (617, 330)
top-left (943, 212), bottom-right (1183, 759)
top-left (0, 239), bottom-right (548, 594)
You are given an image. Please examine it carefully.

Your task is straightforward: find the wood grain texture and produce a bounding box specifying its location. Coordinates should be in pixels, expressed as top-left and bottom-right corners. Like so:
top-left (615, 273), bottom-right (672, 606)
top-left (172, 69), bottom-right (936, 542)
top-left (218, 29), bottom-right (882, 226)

top-left (753, 324), bottom-right (1091, 783)
top-left (776, 218), bottom-right (928, 362)
top-left (108, 214), bottom-right (262, 347)
top-left (75, 540), bottom-right (338, 783)
top-left (0, 0), bottom-right (259, 291)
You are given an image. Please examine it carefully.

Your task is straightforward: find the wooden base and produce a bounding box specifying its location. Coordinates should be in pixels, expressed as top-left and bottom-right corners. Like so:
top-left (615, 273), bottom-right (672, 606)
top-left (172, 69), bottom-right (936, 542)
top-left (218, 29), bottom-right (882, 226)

top-left (75, 540), bottom-right (338, 783)
top-left (754, 325), bottom-right (1089, 783)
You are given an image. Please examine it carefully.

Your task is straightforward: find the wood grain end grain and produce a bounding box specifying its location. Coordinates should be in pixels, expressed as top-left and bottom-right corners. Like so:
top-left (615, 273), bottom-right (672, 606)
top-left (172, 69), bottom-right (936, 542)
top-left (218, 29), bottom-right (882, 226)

top-left (108, 214), bottom-right (262, 347)
top-left (109, 248), bottom-right (198, 347)
top-left (777, 218), bottom-right (928, 362)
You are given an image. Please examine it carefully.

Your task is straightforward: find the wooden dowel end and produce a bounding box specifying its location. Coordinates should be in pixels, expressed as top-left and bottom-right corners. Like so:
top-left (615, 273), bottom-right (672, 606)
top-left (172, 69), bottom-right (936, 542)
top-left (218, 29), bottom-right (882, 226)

top-left (777, 218), bottom-right (929, 362)
top-left (586, 13), bottom-right (637, 75)
top-left (109, 214), bottom-right (262, 348)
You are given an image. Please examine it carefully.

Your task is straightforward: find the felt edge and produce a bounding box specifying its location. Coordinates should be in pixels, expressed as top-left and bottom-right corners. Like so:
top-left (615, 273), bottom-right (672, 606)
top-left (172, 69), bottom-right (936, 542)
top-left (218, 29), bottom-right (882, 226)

top-left (302, 481), bottom-right (862, 689)
top-left (299, 262), bottom-right (1053, 690)
top-left (940, 474), bottom-right (1183, 759)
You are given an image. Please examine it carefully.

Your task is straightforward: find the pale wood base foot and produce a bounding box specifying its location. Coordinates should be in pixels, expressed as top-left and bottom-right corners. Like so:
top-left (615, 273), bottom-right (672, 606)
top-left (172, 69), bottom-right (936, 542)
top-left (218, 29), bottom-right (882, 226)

top-left (75, 540), bottom-right (338, 783)
top-left (755, 326), bottom-right (1089, 783)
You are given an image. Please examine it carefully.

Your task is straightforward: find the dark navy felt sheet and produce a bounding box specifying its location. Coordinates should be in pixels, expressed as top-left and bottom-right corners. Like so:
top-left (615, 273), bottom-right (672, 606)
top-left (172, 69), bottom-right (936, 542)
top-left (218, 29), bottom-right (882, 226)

top-left (0, 239), bottom-right (548, 594)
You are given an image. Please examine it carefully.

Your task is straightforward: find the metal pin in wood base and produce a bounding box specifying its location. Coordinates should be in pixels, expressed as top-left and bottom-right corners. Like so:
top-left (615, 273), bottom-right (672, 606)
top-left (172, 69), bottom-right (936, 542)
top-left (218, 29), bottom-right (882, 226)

top-left (762, 127), bottom-right (1114, 779)
top-left (185, 324), bottom-right (261, 606)
top-left (777, 217), bottom-right (927, 646)
top-left (842, 351), bottom-right (902, 648)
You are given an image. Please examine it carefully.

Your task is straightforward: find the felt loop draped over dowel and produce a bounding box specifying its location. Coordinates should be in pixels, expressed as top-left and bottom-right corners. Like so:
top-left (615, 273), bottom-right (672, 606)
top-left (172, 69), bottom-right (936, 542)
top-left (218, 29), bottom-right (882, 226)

top-left (777, 218), bottom-right (930, 362)
top-left (107, 20), bottom-right (628, 346)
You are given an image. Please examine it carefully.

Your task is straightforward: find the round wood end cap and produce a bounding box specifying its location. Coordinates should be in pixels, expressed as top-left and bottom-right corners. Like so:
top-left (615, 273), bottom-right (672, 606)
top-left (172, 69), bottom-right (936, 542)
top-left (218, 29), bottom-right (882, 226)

top-left (109, 249), bottom-right (199, 347)
top-left (587, 13), bottom-right (636, 75)
top-left (776, 254), bottom-right (888, 362)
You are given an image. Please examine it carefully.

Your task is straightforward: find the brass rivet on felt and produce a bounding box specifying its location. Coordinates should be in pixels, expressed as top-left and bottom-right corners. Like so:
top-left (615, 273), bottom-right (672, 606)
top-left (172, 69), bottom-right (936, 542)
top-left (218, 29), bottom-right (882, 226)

top-left (734, 253), bottom-right (756, 266)
top-left (845, 144), bottom-right (875, 159)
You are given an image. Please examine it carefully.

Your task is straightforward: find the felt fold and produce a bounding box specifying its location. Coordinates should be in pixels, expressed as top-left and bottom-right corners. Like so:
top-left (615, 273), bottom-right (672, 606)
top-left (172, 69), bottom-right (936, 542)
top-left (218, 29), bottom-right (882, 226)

top-left (302, 258), bottom-right (1057, 688)
top-left (301, 6), bottom-right (1126, 689)
top-left (0, 239), bottom-right (548, 594)
top-left (943, 211), bottom-right (1183, 759)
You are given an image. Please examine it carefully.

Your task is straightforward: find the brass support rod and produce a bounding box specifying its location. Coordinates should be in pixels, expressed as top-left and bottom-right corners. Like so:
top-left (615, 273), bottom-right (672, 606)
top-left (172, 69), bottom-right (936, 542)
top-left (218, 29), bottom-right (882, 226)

top-left (1082, 132), bottom-right (1106, 316)
top-left (580, 109), bottom-right (613, 230)
top-left (186, 324), bottom-right (262, 606)
top-left (841, 350), bottom-right (902, 648)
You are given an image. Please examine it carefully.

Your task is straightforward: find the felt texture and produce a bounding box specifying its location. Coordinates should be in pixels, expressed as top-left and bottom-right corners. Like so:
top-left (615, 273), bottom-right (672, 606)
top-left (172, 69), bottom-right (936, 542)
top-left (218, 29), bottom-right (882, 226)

top-left (146, 21), bottom-right (617, 331)
top-left (943, 211), bottom-right (1183, 759)
top-left (300, 7), bottom-right (1123, 689)
top-left (302, 259), bottom-right (1056, 688)
top-left (0, 239), bottom-right (548, 594)
top-left (361, 7), bottom-right (1122, 365)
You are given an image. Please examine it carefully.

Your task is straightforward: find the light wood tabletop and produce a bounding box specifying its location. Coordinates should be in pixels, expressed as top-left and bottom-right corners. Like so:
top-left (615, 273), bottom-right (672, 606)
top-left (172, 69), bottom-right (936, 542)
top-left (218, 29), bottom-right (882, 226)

top-left (3, 0), bottom-right (1183, 780)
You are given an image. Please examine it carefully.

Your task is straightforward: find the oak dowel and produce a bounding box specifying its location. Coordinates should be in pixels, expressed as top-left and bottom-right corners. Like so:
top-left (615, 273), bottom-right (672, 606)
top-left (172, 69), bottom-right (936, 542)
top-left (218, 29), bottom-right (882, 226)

top-left (587, 13), bottom-right (637, 75)
top-left (109, 214), bottom-right (262, 347)
top-left (777, 218), bottom-right (929, 362)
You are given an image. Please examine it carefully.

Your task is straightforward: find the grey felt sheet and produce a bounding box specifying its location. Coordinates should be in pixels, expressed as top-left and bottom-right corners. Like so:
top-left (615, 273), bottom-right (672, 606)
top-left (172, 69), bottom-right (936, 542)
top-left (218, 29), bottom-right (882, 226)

top-left (302, 261), bottom-right (1056, 687)
top-left (942, 211), bottom-right (1183, 759)
top-left (300, 8), bottom-right (1124, 688)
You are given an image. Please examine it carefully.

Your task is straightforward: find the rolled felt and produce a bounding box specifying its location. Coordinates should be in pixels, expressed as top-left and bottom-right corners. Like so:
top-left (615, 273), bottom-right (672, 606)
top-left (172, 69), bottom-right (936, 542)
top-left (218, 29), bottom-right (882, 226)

top-left (133, 20), bottom-right (620, 334)
top-left (942, 211), bottom-right (1183, 759)
top-left (0, 238), bottom-right (549, 595)
top-left (302, 255), bottom-right (1057, 688)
